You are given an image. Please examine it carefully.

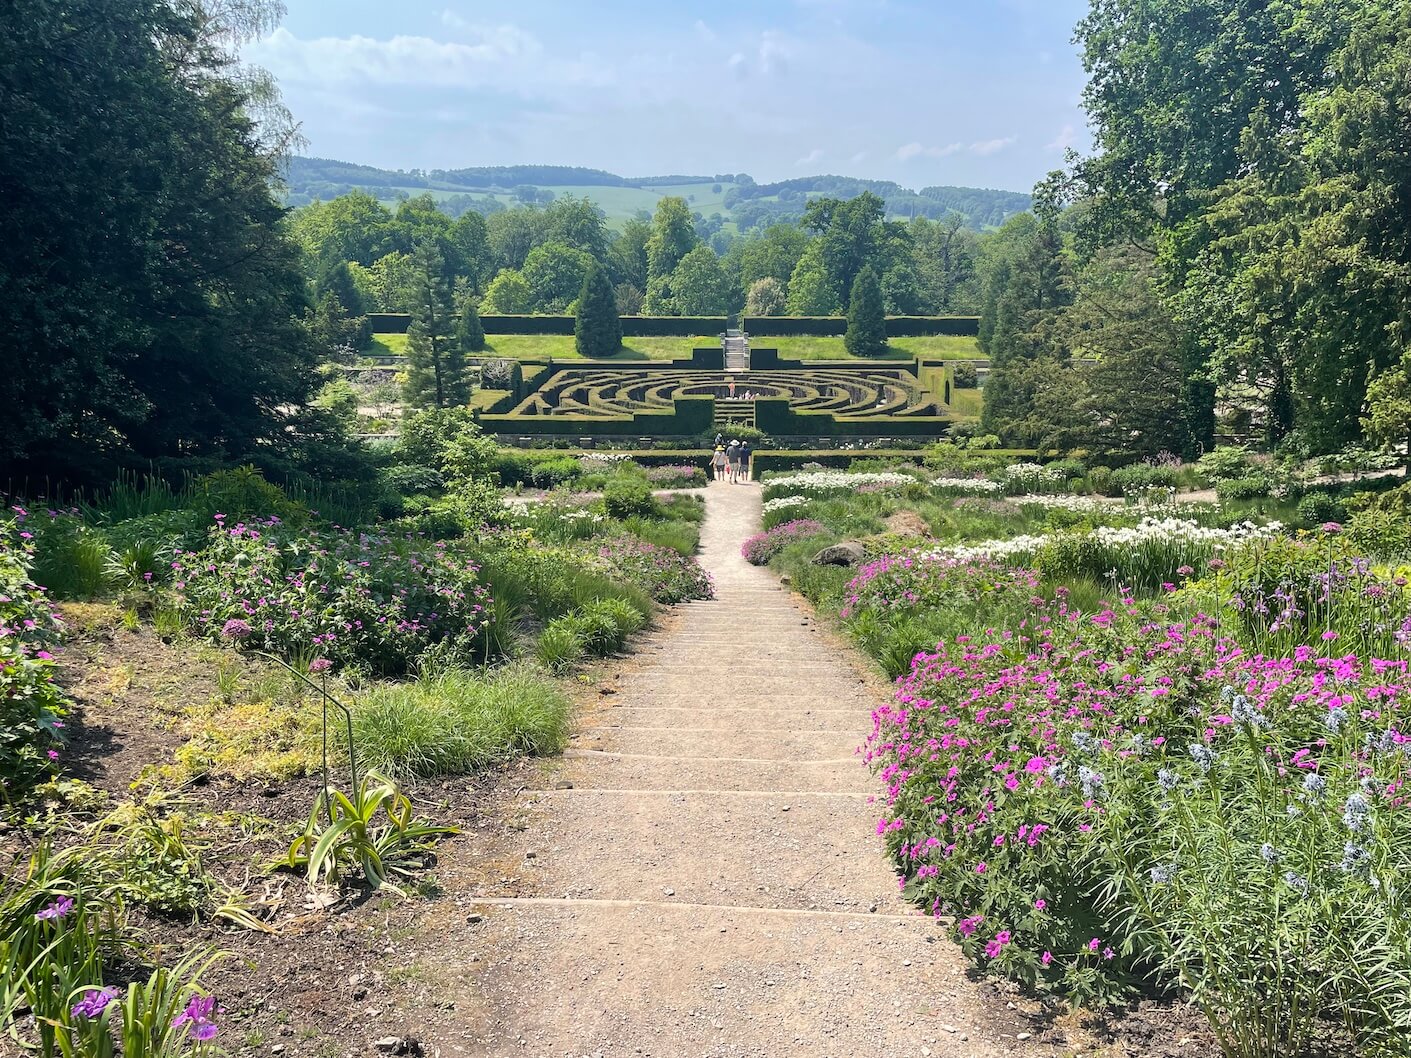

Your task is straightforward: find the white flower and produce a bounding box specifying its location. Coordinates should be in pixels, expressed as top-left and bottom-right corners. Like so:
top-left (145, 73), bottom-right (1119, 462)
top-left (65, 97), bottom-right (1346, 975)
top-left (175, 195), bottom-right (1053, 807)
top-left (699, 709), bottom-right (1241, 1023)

top-left (764, 471), bottom-right (917, 494)
top-left (763, 495), bottom-right (811, 514)
top-left (933, 477), bottom-right (1004, 494)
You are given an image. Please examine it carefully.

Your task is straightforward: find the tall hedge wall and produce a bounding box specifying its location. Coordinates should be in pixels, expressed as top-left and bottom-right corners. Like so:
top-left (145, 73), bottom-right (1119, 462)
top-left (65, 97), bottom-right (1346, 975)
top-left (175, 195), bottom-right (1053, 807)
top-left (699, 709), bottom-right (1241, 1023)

top-left (742, 316), bottom-right (980, 338)
top-left (368, 314), bottom-right (978, 339)
top-left (366, 314), bottom-right (728, 337)
top-left (752, 398), bottom-right (951, 438)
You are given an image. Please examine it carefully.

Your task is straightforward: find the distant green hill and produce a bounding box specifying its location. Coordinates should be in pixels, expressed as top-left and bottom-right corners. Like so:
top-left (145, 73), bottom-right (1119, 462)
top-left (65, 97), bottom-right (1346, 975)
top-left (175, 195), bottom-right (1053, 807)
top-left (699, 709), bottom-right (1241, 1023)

top-left (283, 157), bottom-right (1031, 232)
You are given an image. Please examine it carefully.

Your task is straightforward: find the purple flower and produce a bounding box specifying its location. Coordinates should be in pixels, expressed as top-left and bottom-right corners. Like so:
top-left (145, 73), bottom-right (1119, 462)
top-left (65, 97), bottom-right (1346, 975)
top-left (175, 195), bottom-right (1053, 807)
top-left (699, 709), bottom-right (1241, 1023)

top-left (1321, 522), bottom-right (1343, 534)
top-left (220, 619), bottom-right (251, 640)
top-left (172, 994), bottom-right (219, 1041)
top-left (308, 658), bottom-right (332, 673)
top-left (35, 896), bottom-right (74, 921)
top-left (71, 987), bottom-right (119, 1019)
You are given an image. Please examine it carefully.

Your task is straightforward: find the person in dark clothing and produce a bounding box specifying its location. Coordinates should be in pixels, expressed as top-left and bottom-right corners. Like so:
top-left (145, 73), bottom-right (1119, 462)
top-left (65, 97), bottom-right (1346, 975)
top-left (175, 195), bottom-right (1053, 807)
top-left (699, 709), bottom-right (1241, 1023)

top-left (738, 441), bottom-right (752, 482)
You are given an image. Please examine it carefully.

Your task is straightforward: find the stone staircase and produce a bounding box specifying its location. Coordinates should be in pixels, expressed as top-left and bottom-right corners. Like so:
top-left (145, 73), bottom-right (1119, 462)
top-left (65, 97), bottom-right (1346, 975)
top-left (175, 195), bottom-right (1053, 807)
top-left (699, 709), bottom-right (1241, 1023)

top-left (722, 328), bottom-right (750, 372)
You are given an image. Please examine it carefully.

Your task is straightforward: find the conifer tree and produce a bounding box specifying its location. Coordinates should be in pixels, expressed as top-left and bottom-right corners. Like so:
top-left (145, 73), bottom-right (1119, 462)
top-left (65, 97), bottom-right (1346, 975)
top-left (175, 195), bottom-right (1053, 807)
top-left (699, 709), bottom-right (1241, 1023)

top-left (844, 265), bottom-right (887, 357)
top-left (457, 297), bottom-right (487, 352)
top-left (575, 262), bottom-right (623, 358)
top-left (404, 242), bottom-right (469, 407)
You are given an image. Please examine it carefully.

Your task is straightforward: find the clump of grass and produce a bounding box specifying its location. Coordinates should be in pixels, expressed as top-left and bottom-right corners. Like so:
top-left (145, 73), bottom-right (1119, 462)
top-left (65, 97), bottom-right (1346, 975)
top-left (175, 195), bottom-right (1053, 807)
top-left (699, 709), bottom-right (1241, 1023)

top-left (535, 624), bottom-right (585, 673)
top-left (350, 664), bottom-right (571, 782)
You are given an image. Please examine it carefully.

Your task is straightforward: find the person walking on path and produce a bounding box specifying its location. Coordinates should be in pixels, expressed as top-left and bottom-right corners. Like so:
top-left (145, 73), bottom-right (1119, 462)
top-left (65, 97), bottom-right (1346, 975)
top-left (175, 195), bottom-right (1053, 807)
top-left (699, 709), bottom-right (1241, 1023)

top-left (728, 378), bottom-right (737, 400)
top-left (711, 444), bottom-right (728, 482)
top-left (727, 439), bottom-right (742, 483)
top-left (738, 440), bottom-right (752, 482)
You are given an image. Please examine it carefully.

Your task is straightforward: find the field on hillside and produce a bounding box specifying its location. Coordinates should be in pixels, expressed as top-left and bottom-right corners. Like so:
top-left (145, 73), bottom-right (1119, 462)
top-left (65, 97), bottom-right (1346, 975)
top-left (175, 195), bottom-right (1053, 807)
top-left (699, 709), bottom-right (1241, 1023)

top-left (370, 182), bottom-right (740, 229)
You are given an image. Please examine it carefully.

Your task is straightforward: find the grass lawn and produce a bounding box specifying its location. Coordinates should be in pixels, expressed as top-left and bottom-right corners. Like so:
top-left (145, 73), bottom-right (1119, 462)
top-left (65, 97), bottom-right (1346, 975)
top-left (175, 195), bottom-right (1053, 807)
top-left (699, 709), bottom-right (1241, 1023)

top-left (366, 332), bottom-right (409, 356)
top-left (363, 333), bottom-right (713, 362)
top-left (756, 335), bottom-right (985, 361)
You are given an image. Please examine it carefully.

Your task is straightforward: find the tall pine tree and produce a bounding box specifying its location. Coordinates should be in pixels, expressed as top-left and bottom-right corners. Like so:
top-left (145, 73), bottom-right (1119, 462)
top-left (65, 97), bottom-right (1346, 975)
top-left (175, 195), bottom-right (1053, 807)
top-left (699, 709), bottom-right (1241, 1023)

top-left (575, 262), bottom-right (623, 358)
top-left (844, 265), bottom-right (887, 357)
top-left (403, 242), bottom-right (469, 408)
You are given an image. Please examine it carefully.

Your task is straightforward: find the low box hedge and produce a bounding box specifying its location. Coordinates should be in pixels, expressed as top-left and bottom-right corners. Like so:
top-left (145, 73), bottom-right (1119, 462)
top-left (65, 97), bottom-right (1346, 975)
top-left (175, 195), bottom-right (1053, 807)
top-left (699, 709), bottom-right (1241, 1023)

top-left (367, 315), bottom-right (730, 337)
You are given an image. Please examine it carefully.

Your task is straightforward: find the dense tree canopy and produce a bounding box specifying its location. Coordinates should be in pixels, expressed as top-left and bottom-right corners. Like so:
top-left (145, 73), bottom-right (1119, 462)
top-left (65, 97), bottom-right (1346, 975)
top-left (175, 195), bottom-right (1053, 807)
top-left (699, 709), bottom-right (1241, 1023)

top-left (0, 0), bottom-right (327, 483)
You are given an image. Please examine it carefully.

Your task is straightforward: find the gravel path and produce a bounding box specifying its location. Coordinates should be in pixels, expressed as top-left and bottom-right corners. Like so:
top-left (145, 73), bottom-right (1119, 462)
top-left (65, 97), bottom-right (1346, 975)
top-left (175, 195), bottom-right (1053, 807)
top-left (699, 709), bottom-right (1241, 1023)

top-left (441, 482), bottom-right (1041, 1057)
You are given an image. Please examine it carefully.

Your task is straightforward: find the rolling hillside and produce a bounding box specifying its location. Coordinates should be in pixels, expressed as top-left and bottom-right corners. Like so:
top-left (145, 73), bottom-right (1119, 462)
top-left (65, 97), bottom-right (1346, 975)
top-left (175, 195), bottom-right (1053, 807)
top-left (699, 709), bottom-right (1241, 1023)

top-left (283, 157), bottom-right (1031, 232)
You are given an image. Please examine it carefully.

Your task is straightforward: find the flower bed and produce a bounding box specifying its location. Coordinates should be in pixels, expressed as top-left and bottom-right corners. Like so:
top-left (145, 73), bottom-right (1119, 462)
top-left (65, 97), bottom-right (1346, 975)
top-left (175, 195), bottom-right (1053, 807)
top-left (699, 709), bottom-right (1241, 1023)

top-left (866, 579), bottom-right (1411, 1052)
top-left (593, 537), bottom-right (714, 604)
top-left (175, 518), bottom-right (492, 675)
top-left (761, 470), bottom-right (918, 499)
top-left (741, 520), bottom-right (829, 566)
top-left (925, 517), bottom-right (1283, 592)
top-left (1, 512), bottom-right (68, 794)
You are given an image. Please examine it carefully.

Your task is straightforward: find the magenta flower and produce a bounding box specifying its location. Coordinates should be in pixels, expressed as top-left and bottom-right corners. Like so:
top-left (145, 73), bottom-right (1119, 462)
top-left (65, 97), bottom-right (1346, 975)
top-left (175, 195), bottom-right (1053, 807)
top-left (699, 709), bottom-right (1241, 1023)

top-left (1034, 899), bottom-right (1047, 911)
top-left (309, 658), bottom-right (333, 673)
top-left (1321, 522), bottom-right (1343, 534)
top-left (1088, 937), bottom-right (1101, 952)
top-left (220, 618), bottom-right (251, 640)
top-left (172, 994), bottom-right (219, 1041)
top-left (36, 895), bottom-right (74, 921)
top-left (1041, 951), bottom-right (1053, 966)
top-left (70, 987), bottom-right (119, 1020)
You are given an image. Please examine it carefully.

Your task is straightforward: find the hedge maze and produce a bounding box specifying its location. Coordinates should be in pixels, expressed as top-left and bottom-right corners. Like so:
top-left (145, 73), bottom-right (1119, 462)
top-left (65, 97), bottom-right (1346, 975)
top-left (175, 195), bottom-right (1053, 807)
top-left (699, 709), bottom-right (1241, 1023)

top-left (508, 368), bottom-right (937, 419)
top-left (475, 357), bottom-right (963, 439)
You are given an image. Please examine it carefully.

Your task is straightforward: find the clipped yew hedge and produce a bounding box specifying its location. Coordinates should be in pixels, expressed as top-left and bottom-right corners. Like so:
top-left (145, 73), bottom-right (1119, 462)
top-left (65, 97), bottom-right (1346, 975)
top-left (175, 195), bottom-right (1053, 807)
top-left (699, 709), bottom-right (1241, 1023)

top-left (366, 314), bottom-right (728, 337)
top-left (742, 316), bottom-right (980, 338)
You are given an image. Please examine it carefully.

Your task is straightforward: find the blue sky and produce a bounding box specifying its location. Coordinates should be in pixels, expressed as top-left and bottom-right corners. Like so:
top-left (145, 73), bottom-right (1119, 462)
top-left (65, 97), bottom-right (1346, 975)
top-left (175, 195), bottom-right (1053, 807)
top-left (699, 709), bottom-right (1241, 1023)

top-left (247, 0), bottom-right (1092, 192)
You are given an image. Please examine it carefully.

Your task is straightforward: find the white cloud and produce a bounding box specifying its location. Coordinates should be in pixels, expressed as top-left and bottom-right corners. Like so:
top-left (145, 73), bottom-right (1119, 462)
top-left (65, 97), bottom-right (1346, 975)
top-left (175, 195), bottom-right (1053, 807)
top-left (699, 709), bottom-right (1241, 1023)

top-left (246, 26), bottom-right (614, 89)
top-left (851, 150), bottom-right (867, 163)
top-left (796, 147), bottom-right (824, 166)
top-left (694, 19), bottom-right (717, 42)
top-left (896, 141), bottom-right (962, 161)
top-left (726, 31), bottom-right (793, 77)
top-left (969, 136), bottom-right (1017, 156)
top-left (1045, 124), bottom-right (1076, 151)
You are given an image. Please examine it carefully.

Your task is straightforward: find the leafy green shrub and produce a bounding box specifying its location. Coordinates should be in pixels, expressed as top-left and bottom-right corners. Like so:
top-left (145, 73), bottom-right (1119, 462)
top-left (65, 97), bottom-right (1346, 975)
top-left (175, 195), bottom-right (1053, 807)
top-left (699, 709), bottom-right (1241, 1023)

top-left (1215, 474), bottom-right (1271, 502)
top-left (1194, 445), bottom-right (1253, 482)
top-left (1346, 508), bottom-right (1411, 558)
top-left (1294, 491), bottom-right (1347, 528)
top-left (380, 463), bottom-right (444, 496)
top-left (603, 479), bottom-right (659, 520)
top-left (1085, 466), bottom-right (1113, 496)
top-left (529, 456), bottom-right (582, 489)
top-left (952, 362), bottom-right (978, 388)
top-left (194, 464), bottom-right (307, 525)
top-left (1110, 462), bottom-right (1183, 496)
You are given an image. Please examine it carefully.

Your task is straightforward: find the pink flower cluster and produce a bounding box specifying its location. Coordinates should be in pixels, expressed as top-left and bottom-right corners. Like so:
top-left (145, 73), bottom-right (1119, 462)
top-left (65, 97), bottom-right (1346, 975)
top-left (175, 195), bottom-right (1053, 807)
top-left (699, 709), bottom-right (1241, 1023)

top-left (741, 520), bottom-right (829, 566)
